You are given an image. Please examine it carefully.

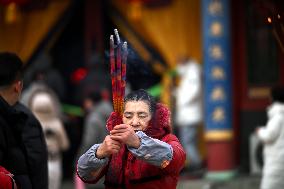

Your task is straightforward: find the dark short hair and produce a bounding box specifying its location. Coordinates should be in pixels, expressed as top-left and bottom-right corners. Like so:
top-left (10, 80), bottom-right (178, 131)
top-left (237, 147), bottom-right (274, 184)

top-left (124, 89), bottom-right (156, 115)
top-left (271, 86), bottom-right (284, 103)
top-left (87, 91), bottom-right (103, 104)
top-left (0, 52), bottom-right (24, 87)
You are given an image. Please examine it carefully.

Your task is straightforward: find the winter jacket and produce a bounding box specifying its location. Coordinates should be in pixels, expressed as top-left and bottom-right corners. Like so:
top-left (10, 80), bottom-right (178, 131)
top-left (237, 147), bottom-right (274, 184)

top-left (28, 91), bottom-right (68, 189)
top-left (0, 96), bottom-right (48, 189)
top-left (14, 103), bottom-right (48, 189)
top-left (29, 92), bottom-right (69, 161)
top-left (257, 102), bottom-right (284, 189)
top-left (77, 103), bottom-right (186, 189)
top-left (175, 60), bottom-right (203, 126)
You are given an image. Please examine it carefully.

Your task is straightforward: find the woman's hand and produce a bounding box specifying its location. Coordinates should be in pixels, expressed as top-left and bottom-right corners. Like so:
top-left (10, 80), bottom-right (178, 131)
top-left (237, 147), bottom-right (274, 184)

top-left (110, 124), bottom-right (141, 149)
top-left (96, 135), bottom-right (122, 159)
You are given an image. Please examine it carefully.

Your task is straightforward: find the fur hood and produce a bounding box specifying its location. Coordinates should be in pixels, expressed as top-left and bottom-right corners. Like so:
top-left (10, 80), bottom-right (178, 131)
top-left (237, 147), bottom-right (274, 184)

top-left (29, 92), bottom-right (58, 122)
top-left (267, 102), bottom-right (284, 119)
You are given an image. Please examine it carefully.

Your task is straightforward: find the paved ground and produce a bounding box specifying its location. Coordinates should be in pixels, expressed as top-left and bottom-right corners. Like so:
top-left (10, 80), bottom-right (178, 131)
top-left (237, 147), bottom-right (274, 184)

top-left (62, 174), bottom-right (261, 189)
top-left (177, 175), bottom-right (261, 189)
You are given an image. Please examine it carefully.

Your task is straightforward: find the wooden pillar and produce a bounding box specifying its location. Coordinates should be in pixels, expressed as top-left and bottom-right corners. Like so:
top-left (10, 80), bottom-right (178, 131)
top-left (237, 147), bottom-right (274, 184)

top-left (202, 0), bottom-right (236, 180)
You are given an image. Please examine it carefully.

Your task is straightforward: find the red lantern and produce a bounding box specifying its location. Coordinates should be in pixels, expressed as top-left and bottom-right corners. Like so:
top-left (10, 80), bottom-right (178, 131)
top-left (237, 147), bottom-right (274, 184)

top-left (71, 68), bottom-right (88, 84)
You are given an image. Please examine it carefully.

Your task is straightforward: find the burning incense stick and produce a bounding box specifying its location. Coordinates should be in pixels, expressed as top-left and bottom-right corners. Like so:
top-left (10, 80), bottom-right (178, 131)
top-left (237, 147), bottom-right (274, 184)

top-left (121, 42), bottom-right (128, 114)
top-left (115, 30), bottom-right (122, 115)
top-left (110, 29), bottom-right (128, 116)
top-left (110, 35), bottom-right (118, 112)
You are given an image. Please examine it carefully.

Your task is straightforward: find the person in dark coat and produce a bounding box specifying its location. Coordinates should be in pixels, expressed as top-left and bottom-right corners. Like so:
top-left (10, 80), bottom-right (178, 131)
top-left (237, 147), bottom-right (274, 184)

top-left (15, 102), bottom-right (49, 189)
top-left (77, 89), bottom-right (186, 189)
top-left (0, 52), bottom-right (48, 189)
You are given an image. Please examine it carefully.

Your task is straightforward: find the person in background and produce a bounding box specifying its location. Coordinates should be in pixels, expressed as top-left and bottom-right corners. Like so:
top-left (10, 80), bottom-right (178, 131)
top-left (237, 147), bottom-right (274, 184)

top-left (79, 89), bottom-right (113, 152)
top-left (28, 88), bottom-right (69, 189)
top-left (77, 89), bottom-right (186, 189)
top-left (256, 86), bottom-right (284, 189)
top-left (75, 89), bottom-right (113, 189)
top-left (0, 52), bottom-right (48, 189)
top-left (175, 57), bottom-right (203, 173)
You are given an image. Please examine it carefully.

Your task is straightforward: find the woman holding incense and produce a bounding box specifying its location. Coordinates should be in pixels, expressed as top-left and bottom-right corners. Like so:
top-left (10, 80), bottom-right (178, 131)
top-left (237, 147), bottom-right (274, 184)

top-left (77, 89), bottom-right (186, 189)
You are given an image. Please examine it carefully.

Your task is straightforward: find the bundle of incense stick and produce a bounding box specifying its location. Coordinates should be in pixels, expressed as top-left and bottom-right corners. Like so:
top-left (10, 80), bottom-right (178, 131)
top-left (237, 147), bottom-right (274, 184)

top-left (110, 29), bottom-right (128, 116)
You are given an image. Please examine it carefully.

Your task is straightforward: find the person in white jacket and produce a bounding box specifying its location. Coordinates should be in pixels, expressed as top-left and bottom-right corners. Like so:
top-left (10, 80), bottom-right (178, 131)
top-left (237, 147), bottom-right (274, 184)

top-left (28, 89), bottom-right (69, 189)
top-left (256, 87), bottom-right (284, 189)
top-left (175, 58), bottom-right (203, 171)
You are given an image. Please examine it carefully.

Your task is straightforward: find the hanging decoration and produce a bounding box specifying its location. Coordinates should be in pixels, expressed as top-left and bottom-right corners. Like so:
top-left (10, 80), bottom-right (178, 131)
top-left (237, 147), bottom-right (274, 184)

top-left (0, 0), bottom-right (29, 5)
top-left (0, 0), bottom-right (30, 24)
top-left (252, 0), bottom-right (284, 52)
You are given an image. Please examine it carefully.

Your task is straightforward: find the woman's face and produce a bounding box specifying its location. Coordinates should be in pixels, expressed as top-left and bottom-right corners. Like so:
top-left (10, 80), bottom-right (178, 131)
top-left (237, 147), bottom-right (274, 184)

top-left (122, 101), bottom-right (152, 131)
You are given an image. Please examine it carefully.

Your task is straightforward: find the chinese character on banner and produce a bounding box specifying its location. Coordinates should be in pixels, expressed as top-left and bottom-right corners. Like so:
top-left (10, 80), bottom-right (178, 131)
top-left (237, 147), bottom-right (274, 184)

top-left (212, 106), bottom-right (225, 122)
top-left (211, 66), bottom-right (225, 80)
top-left (211, 86), bottom-right (225, 101)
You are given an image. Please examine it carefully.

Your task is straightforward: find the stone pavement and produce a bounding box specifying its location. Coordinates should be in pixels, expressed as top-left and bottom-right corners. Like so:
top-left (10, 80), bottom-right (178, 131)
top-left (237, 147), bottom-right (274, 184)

top-left (177, 174), bottom-right (261, 189)
top-left (62, 174), bottom-right (261, 189)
